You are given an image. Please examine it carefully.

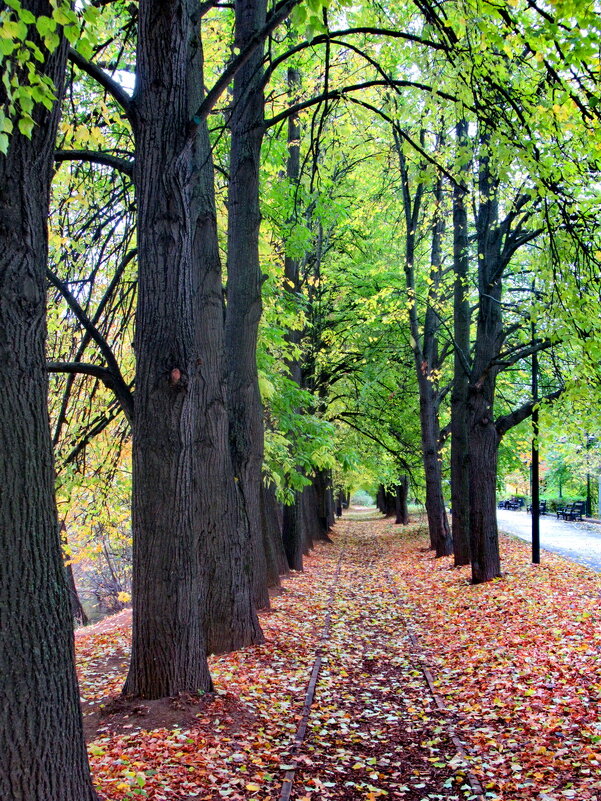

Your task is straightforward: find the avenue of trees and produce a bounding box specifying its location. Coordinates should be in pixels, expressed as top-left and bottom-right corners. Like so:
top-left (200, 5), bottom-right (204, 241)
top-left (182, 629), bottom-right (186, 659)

top-left (1, 0), bottom-right (601, 797)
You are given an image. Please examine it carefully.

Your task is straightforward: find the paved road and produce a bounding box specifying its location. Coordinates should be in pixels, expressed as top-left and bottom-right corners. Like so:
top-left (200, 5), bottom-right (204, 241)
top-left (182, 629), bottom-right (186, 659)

top-left (497, 508), bottom-right (601, 572)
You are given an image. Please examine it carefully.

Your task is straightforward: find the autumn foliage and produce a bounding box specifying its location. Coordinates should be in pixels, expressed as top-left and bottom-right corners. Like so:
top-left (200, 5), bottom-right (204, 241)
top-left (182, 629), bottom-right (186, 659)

top-left (73, 515), bottom-right (601, 800)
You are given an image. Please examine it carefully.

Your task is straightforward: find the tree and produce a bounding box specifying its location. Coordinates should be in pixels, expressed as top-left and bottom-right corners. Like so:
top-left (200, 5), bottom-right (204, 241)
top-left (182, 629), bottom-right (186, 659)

top-left (396, 127), bottom-right (453, 557)
top-left (0, 2), bottom-right (96, 798)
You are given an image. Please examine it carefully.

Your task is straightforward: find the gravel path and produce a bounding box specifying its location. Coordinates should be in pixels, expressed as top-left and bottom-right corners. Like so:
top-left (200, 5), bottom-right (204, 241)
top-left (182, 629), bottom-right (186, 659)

top-left (497, 508), bottom-right (601, 572)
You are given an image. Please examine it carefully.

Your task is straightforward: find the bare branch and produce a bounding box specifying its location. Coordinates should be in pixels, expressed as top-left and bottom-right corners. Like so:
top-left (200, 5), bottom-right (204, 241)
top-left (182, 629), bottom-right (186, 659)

top-left (68, 47), bottom-right (134, 124)
top-left (496, 387), bottom-right (564, 438)
top-left (55, 149), bottom-right (134, 176)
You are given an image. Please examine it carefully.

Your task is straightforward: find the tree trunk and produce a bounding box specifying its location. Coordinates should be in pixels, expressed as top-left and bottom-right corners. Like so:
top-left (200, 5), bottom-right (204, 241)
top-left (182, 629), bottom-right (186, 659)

top-left (418, 373), bottom-right (453, 556)
top-left (125, 0), bottom-right (261, 696)
top-left (468, 387), bottom-right (502, 582)
top-left (395, 477), bottom-right (409, 524)
top-left (283, 493), bottom-right (304, 570)
top-left (398, 144), bottom-right (451, 557)
top-left (280, 66), bottom-right (307, 572)
top-left (313, 468), bottom-right (335, 538)
top-left (0, 5), bottom-right (96, 797)
top-left (468, 140), bottom-right (503, 584)
top-left (261, 482), bottom-right (288, 586)
top-left (451, 118), bottom-right (471, 567)
top-left (225, 0), bottom-right (270, 611)
top-left (61, 523), bottom-right (88, 626)
top-left (66, 560), bottom-right (88, 627)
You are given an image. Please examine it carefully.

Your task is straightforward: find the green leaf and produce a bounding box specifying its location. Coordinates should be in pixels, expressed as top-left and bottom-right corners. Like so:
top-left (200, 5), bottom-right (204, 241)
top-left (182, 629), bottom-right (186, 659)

top-left (18, 115), bottom-right (34, 138)
top-left (0, 38), bottom-right (16, 56)
top-left (36, 16), bottom-right (57, 38)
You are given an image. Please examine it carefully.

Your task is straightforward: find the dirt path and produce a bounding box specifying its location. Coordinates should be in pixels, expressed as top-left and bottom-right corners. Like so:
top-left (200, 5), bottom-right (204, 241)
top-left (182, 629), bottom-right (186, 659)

top-left (287, 519), bottom-right (480, 800)
top-left (80, 516), bottom-right (482, 800)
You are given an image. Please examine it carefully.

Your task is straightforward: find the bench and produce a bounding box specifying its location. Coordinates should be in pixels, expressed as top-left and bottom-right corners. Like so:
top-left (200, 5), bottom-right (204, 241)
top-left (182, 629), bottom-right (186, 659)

top-left (560, 501), bottom-right (586, 521)
top-left (506, 498), bottom-right (525, 510)
top-left (527, 500), bottom-right (547, 515)
top-left (499, 498), bottom-right (525, 510)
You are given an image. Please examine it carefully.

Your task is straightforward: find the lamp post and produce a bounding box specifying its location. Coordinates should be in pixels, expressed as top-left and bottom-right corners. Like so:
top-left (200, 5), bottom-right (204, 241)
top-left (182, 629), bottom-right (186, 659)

top-left (531, 305), bottom-right (540, 565)
top-left (586, 434), bottom-right (595, 517)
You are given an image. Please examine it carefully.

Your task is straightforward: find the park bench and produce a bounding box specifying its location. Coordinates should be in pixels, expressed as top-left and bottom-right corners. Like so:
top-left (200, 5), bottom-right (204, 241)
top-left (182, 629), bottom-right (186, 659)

top-left (506, 498), bottom-right (525, 510)
top-left (527, 500), bottom-right (547, 515)
top-left (559, 501), bottom-right (586, 521)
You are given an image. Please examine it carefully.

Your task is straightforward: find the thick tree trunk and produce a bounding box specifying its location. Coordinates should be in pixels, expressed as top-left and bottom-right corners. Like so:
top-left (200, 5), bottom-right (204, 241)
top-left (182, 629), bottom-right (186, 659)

top-left (225, 0), bottom-right (270, 611)
top-left (313, 468), bottom-right (335, 537)
top-left (0, 6), bottom-right (96, 797)
top-left (125, 0), bottom-right (261, 697)
top-left (125, 0), bottom-right (212, 697)
top-left (468, 387), bottom-right (502, 582)
top-left (468, 141), bottom-right (503, 584)
top-left (451, 118), bottom-right (471, 567)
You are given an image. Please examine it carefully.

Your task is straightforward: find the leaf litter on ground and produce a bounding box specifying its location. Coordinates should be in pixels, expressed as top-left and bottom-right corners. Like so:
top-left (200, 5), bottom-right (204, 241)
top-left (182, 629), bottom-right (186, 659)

top-left (75, 515), bottom-right (601, 800)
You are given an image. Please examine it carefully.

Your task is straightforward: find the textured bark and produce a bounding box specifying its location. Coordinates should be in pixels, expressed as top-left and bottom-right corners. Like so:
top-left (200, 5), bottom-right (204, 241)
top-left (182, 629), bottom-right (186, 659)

top-left (225, 0), bottom-right (270, 610)
top-left (468, 143), bottom-right (503, 584)
top-left (450, 118), bottom-right (471, 567)
top-left (313, 469), bottom-right (335, 537)
top-left (468, 387), bottom-right (502, 582)
top-left (418, 372), bottom-right (453, 556)
top-left (299, 473), bottom-right (334, 545)
top-left (124, 0), bottom-right (261, 696)
top-left (260, 482), bottom-right (288, 586)
top-left (0, 4), bottom-right (96, 797)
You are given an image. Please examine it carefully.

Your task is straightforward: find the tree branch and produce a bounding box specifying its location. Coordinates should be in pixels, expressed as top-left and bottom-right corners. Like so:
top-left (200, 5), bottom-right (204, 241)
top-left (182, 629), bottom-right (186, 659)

top-left (60, 403), bottom-right (124, 468)
top-left (266, 79), bottom-right (459, 129)
top-left (495, 387), bottom-right (564, 438)
top-left (54, 149), bottom-right (134, 176)
top-left (493, 337), bottom-right (554, 369)
top-left (264, 26), bottom-right (447, 84)
top-left (189, 0), bottom-right (301, 128)
top-left (47, 361), bottom-right (134, 423)
top-left (46, 268), bottom-right (134, 422)
top-left (68, 47), bottom-right (134, 124)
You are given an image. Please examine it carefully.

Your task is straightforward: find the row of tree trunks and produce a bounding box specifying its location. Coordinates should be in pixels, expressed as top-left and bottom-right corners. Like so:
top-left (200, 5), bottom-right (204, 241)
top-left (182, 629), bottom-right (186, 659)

top-left (376, 481), bottom-right (409, 525)
top-left (282, 470), bottom-right (338, 571)
top-left (0, 3), bottom-right (97, 797)
top-left (261, 482), bottom-right (288, 587)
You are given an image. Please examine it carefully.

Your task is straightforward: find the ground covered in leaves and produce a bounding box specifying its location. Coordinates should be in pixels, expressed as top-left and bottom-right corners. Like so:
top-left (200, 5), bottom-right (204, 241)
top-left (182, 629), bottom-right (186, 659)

top-left (76, 514), bottom-right (601, 801)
